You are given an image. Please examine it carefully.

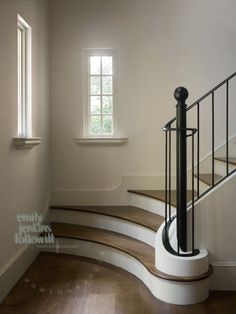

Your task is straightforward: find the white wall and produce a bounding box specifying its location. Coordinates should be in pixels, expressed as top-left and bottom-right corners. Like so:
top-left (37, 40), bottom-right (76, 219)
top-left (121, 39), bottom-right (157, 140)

top-left (50, 0), bottom-right (236, 205)
top-left (194, 171), bottom-right (236, 289)
top-left (0, 0), bottom-right (50, 271)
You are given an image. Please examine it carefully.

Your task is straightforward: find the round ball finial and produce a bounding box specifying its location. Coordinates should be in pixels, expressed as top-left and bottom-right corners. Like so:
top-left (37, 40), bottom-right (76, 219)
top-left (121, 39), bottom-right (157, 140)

top-left (174, 87), bottom-right (189, 102)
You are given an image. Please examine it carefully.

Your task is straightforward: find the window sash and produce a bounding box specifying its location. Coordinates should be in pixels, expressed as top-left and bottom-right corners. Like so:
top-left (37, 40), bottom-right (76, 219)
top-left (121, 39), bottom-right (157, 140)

top-left (87, 54), bottom-right (114, 136)
top-left (17, 15), bottom-right (31, 137)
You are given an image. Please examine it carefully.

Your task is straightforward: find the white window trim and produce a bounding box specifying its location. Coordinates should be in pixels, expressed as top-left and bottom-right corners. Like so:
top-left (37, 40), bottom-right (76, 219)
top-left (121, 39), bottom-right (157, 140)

top-left (83, 48), bottom-right (118, 139)
top-left (17, 14), bottom-right (32, 137)
top-left (14, 14), bottom-right (41, 149)
top-left (13, 137), bottom-right (41, 149)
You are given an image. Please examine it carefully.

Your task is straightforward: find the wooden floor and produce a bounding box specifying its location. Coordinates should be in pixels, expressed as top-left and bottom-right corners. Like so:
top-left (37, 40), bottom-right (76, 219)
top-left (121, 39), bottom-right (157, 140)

top-left (0, 253), bottom-right (236, 314)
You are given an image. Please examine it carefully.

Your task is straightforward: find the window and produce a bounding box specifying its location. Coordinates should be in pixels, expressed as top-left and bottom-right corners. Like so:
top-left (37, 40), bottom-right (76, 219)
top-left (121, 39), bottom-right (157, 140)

top-left (17, 14), bottom-right (32, 137)
top-left (84, 49), bottom-right (116, 137)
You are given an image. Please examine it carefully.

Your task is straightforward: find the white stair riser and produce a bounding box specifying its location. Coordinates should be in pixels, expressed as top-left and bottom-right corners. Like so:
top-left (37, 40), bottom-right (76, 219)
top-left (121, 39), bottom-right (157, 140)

top-left (49, 209), bottom-right (156, 247)
top-left (130, 194), bottom-right (175, 216)
top-left (40, 238), bottom-right (209, 305)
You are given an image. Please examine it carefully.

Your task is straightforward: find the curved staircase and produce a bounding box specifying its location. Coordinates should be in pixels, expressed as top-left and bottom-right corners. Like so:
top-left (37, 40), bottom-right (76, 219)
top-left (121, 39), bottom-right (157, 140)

top-left (43, 188), bottom-right (213, 305)
top-left (44, 151), bottom-right (236, 304)
top-left (43, 72), bottom-right (236, 305)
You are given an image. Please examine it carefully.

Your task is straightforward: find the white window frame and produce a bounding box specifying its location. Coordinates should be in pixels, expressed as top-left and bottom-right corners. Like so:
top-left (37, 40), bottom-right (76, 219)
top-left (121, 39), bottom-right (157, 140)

top-left (17, 14), bottom-right (32, 137)
top-left (83, 48), bottom-right (117, 138)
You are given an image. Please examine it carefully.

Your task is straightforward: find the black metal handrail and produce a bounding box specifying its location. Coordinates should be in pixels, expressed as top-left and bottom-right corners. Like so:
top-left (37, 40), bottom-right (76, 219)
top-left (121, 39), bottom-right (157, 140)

top-left (163, 72), bottom-right (236, 256)
top-left (164, 71), bottom-right (236, 130)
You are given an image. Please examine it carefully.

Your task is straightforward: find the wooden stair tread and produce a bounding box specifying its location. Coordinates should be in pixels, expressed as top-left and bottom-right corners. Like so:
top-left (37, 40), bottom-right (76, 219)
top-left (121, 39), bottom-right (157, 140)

top-left (50, 222), bottom-right (212, 282)
top-left (128, 190), bottom-right (195, 207)
top-left (215, 157), bottom-right (236, 165)
top-left (50, 205), bottom-right (164, 232)
top-left (195, 173), bottom-right (223, 186)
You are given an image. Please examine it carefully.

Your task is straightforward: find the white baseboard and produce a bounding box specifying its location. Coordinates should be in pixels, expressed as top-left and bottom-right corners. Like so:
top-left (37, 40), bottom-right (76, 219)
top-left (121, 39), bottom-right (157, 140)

top-left (210, 263), bottom-right (236, 290)
top-left (0, 245), bottom-right (39, 303)
top-left (0, 194), bottom-right (50, 304)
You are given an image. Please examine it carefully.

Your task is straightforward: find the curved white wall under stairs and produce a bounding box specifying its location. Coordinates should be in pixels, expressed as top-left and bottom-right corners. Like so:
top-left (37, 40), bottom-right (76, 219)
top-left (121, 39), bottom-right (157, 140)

top-left (129, 193), bottom-right (173, 216)
top-left (194, 170), bottom-right (236, 290)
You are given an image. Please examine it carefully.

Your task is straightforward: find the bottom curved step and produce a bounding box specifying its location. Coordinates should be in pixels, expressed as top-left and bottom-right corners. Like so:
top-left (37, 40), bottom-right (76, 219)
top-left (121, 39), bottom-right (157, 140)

top-left (41, 223), bottom-right (212, 305)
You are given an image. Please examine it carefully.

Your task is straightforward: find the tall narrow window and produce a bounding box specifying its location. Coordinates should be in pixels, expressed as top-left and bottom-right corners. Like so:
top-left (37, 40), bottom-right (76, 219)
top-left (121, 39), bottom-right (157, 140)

top-left (17, 14), bottom-right (32, 137)
top-left (84, 50), bottom-right (115, 137)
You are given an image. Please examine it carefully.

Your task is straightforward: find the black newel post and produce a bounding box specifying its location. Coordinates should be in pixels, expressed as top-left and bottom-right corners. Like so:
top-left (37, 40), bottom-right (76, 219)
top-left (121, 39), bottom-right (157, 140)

top-left (174, 87), bottom-right (188, 252)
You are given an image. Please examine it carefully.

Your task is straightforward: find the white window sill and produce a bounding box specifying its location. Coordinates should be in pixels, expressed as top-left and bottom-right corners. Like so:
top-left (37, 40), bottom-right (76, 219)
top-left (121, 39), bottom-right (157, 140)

top-left (13, 137), bottom-right (42, 149)
top-left (74, 137), bottom-right (128, 145)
